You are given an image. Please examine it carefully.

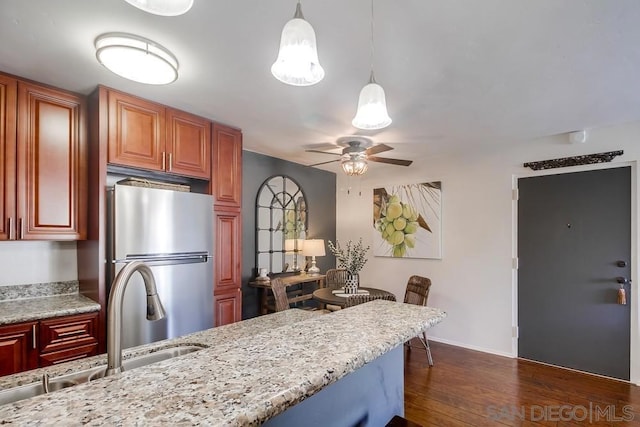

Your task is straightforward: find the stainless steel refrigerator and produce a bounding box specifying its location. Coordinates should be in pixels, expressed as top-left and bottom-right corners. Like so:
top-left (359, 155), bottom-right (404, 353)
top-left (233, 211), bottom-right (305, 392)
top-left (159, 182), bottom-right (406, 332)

top-left (107, 183), bottom-right (214, 350)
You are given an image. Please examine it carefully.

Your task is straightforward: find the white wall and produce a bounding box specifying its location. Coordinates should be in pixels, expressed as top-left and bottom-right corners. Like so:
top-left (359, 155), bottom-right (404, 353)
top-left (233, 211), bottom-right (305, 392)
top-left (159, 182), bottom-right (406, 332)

top-left (0, 241), bottom-right (77, 286)
top-left (336, 120), bottom-right (640, 383)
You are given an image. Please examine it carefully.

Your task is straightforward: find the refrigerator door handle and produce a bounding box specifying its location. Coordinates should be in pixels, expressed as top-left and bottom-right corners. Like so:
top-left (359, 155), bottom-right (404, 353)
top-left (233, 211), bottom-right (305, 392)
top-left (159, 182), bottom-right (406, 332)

top-left (114, 252), bottom-right (212, 266)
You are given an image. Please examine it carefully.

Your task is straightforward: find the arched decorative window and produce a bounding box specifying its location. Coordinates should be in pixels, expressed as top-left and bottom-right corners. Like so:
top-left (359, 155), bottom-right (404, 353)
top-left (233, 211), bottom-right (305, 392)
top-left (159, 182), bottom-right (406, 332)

top-left (255, 175), bottom-right (308, 275)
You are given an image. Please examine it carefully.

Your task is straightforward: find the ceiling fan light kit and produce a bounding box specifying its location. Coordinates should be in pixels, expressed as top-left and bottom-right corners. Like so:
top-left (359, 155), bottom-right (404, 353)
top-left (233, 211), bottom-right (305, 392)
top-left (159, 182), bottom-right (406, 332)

top-left (271, 1), bottom-right (325, 86)
top-left (342, 155), bottom-right (369, 176)
top-left (124, 0), bottom-right (194, 16)
top-left (95, 33), bottom-right (179, 85)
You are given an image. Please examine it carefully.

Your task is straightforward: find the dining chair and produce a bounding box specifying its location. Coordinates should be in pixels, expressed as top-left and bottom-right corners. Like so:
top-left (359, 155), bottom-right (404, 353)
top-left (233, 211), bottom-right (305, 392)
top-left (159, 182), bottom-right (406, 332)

top-left (323, 268), bottom-right (348, 311)
top-left (344, 293), bottom-right (396, 307)
top-left (271, 277), bottom-right (330, 313)
top-left (403, 275), bottom-right (434, 366)
top-left (270, 278), bottom-right (291, 312)
top-left (325, 268), bottom-right (348, 289)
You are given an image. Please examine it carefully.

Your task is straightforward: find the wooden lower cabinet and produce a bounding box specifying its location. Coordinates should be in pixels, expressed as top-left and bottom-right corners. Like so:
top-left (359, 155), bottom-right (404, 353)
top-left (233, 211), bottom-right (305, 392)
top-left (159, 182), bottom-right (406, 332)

top-left (39, 312), bottom-right (99, 367)
top-left (0, 312), bottom-right (98, 376)
top-left (214, 208), bottom-right (242, 326)
top-left (0, 321), bottom-right (38, 376)
top-left (215, 289), bottom-right (242, 326)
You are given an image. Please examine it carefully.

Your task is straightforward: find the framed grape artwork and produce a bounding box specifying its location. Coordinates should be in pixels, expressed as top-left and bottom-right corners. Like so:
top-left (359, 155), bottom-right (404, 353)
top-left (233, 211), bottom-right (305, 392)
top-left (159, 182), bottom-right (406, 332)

top-left (372, 182), bottom-right (442, 259)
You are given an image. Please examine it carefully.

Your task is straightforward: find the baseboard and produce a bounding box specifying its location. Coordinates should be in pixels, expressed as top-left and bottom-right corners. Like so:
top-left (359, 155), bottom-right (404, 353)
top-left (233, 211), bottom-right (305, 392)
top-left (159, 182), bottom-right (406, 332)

top-left (428, 336), bottom-right (515, 359)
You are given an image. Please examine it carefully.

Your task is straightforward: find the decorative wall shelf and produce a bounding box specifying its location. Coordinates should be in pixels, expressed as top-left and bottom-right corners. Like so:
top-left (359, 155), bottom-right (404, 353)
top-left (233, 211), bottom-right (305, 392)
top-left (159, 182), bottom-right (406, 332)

top-left (523, 150), bottom-right (623, 171)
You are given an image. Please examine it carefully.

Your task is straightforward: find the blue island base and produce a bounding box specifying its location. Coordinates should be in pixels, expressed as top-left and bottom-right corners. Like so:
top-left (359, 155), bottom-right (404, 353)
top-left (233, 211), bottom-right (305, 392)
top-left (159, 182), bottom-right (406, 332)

top-left (265, 346), bottom-right (404, 427)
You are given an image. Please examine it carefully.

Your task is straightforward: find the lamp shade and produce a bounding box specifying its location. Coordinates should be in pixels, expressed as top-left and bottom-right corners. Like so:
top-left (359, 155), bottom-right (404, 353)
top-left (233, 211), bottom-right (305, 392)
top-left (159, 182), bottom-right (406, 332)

top-left (271, 2), bottom-right (324, 86)
top-left (95, 33), bottom-right (178, 85)
top-left (352, 73), bottom-right (392, 130)
top-left (303, 239), bottom-right (326, 256)
top-left (124, 0), bottom-right (194, 16)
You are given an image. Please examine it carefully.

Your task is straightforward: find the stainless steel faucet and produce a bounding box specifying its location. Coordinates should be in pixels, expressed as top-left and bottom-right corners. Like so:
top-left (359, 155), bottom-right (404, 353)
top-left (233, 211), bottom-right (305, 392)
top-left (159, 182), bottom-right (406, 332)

top-left (106, 261), bottom-right (166, 376)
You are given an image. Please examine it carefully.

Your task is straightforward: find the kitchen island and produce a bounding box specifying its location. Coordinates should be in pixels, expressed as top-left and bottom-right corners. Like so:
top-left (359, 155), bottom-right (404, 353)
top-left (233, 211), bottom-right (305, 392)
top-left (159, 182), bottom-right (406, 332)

top-left (0, 300), bottom-right (446, 426)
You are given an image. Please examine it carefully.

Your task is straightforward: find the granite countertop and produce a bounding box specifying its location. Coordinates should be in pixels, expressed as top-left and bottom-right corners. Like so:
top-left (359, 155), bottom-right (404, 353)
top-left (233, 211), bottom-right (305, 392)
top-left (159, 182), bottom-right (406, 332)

top-left (0, 281), bottom-right (100, 325)
top-left (0, 301), bottom-right (446, 426)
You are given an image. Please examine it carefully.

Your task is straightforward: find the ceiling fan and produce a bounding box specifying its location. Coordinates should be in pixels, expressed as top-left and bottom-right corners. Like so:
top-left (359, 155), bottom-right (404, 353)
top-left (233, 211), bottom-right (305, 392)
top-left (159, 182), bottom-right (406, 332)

top-left (306, 136), bottom-right (412, 176)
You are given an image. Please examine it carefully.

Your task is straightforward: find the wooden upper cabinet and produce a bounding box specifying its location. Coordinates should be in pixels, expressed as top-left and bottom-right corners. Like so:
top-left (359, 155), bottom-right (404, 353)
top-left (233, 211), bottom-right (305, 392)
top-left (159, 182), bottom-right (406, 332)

top-left (0, 74), bottom-right (17, 241)
top-left (107, 90), bottom-right (165, 172)
top-left (212, 123), bottom-right (242, 207)
top-left (15, 81), bottom-right (87, 240)
top-left (166, 108), bottom-right (211, 179)
top-left (106, 88), bottom-right (212, 180)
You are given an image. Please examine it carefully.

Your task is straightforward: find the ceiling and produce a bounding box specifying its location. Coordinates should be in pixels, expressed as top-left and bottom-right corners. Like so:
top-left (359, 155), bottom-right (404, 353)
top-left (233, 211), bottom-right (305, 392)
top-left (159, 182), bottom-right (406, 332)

top-left (2, 0), bottom-right (640, 173)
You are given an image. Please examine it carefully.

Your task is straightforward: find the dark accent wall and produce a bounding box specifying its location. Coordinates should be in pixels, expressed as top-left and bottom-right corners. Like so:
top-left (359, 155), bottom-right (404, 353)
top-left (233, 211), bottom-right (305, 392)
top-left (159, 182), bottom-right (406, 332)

top-left (241, 151), bottom-right (336, 319)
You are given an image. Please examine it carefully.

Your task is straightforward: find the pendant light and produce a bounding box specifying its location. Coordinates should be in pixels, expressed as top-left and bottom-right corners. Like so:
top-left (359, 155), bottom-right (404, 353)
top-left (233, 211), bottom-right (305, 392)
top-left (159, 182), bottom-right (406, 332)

top-left (271, 1), bottom-right (325, 86)
top-left (124, 0), bottom-right (194, 16)
top-left (352, 0), bottom-right (392, 130)
top-left (95, 33), bottom-right (179, 85)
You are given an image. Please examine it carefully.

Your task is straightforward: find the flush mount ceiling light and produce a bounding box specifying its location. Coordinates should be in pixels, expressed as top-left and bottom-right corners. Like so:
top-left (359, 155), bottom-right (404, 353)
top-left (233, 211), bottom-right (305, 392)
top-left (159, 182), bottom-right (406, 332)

top-left (95, 33), bottom-right (179, 85)
top-left (124, 0), bottom-right (194, 16)
top-left (352, 0), bottom-right (392, 130)
top-left (341, 153), bottom-right (369, 176)
top-left (271, 1), bottom-right (325, 86)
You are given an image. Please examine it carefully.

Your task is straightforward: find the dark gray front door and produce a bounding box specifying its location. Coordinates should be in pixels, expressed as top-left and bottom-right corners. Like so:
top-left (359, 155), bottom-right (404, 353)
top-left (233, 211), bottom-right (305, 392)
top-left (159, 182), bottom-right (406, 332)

top-left (518, 167), bottom-right (631, 380)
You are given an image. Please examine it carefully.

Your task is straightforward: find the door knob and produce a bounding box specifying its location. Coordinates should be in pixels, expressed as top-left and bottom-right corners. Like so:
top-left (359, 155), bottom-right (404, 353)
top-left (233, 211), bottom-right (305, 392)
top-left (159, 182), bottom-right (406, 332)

top-left (616, 277), bottom-right (631, 284)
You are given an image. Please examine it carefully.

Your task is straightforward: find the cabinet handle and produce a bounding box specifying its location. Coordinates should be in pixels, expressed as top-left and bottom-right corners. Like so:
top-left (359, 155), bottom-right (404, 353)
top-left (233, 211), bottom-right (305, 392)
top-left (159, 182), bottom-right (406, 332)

top-left (32, 324), bottom-right (37, 349)
top-left (8, 217), bottom-right (14, 240)
top-left (18, 218), bottom-right (24, 240)
top-left (168, 153), bottom-right (173, 171)
top-left (162, 152), bottom-right (166, 170)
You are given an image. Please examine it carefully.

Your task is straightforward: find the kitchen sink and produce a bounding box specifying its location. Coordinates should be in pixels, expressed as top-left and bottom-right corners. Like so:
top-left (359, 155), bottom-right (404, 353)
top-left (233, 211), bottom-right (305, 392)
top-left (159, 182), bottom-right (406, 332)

top-left (0, 344), bottom-right (206, 406)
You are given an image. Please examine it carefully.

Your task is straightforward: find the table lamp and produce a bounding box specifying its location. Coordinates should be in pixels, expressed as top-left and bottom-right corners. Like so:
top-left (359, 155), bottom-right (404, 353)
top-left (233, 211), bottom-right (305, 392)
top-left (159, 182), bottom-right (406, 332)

top-left (303, 239), bottom-right (325, 275)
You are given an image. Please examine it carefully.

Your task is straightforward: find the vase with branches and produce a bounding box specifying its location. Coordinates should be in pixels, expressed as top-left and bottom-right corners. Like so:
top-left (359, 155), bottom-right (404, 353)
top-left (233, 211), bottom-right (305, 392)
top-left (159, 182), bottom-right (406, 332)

top-left (327, 238), bottom-right (370, 293)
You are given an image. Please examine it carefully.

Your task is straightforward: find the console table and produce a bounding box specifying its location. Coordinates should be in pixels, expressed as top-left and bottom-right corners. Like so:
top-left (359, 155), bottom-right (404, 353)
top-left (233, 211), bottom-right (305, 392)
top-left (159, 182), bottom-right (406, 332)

top-left (249, 274), bottom-right (326, 314)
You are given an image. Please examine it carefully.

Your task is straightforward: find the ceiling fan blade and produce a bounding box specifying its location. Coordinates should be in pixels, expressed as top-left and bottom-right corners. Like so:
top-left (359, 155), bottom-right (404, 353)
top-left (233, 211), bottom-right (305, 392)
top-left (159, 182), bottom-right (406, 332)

top-left (366, 144), bottom-right (394, 156)
top-left (305, 149), bottom-right (341, 156)
top-left (308, 159), bottom-right (341, 167)
top-left (305, 143), bottom-right (341, 151)
top-left (368, 156), bottom-right (413, 166)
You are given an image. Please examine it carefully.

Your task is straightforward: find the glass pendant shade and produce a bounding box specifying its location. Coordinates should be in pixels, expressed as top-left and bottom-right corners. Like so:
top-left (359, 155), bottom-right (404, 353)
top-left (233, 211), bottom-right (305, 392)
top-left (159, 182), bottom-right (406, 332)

top-left (124, 0), bottom-right (194, 16)
top-left (341, 156), bottom-right (369, 176)
top-left (352, 72), bottom-right (392, 130)
top-left (271, 2), bottom-right (325, 86)
top-left (95, 33), bottom-right (179, 85)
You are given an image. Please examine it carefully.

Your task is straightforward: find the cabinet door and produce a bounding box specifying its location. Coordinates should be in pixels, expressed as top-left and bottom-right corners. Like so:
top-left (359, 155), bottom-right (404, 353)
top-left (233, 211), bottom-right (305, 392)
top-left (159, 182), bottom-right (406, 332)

top-left (0, 74), bottom-right (16, 241)
top-left (0, 322), bottom-right (38, 376)
top-left (16, 82), bottom-right (87, 240)
top-left (215, 209), bottom-right (241, 293)
top-left (212, 124), bottom-right (242, 207)
top-left (214, 289), bottom-right (242, 326)
top-left (167, 108), bottom-right (211, 179)
top-left (107, 90), bottom-right (165, 172)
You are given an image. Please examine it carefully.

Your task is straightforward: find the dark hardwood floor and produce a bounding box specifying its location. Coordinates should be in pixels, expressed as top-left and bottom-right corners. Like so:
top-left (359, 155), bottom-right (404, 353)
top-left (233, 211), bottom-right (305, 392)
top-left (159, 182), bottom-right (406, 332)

top-left (404, 341), bottom-right (640, 426)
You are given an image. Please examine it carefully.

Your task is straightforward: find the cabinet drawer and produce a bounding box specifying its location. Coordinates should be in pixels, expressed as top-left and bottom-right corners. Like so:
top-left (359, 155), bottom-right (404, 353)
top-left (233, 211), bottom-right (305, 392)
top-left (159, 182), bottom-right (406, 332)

top-left (39, 343), bottom-right (98, 367)
top-left (39, 313), bottom-right (98, 354)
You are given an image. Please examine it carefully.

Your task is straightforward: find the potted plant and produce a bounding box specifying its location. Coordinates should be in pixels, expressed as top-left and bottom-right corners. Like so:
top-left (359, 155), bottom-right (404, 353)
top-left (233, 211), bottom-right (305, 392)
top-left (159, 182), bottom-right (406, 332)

top-left (327, 238), bottom-right (370, 293)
